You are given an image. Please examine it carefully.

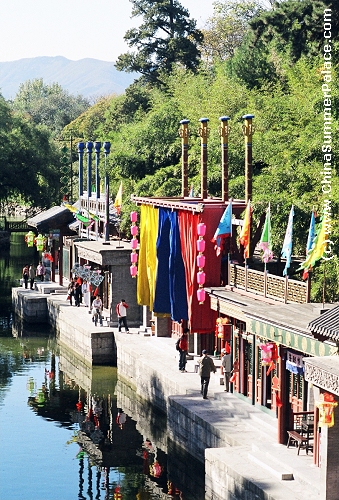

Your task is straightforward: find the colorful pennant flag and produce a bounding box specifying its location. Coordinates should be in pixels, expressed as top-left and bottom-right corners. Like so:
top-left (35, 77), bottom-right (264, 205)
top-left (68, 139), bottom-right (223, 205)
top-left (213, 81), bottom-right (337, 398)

top-left (302, 210), bottom-right (316, 279)
top-left (258, 204), bottom-right (273, 263)
top-left (298, 215), bottom-right (328, 274)
top-left (211, 200), bottom-right (232, 256)
top-left (281, 205), bottom-right (294, 276)
top-left (113, 182), bottom-right (123, 215)
top-left (239, 200), bottom-right (251, 259)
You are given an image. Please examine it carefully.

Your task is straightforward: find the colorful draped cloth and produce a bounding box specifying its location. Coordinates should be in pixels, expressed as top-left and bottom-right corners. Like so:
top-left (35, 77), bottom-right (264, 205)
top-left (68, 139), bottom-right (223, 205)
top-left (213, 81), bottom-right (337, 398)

top-left (153, 208), bottom-right (188, 322)
top-left (137, 205), bottom-right (159, 311)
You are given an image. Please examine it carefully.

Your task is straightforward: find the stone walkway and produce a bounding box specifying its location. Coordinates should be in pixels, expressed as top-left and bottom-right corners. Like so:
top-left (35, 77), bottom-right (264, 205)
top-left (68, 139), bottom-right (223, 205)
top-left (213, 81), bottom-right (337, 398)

top-left (47, 292), bottom-right (321, 499)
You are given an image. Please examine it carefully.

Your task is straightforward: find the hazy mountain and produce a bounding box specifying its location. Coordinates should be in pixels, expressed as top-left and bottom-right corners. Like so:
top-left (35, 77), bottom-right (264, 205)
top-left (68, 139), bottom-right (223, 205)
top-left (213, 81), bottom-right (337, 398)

top-left (0, 56), bottom-right (137, 100)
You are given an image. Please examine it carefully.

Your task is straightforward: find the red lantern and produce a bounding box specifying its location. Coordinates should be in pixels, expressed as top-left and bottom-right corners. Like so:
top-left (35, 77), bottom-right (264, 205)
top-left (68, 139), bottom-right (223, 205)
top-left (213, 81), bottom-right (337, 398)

top-left (316, 392), bottom-right (338, 427)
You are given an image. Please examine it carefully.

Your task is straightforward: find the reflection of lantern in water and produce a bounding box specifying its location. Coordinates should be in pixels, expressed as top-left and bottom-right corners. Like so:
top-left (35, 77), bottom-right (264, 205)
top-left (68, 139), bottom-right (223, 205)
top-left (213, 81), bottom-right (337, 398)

top-left (150, 460), bottom-right (163, 478)
top-left (316, 392), bottom-right (338, 427)
top-left (25, 231), bottom-right (35, 247)
top-left (114, 485), bottom-right (122, 499)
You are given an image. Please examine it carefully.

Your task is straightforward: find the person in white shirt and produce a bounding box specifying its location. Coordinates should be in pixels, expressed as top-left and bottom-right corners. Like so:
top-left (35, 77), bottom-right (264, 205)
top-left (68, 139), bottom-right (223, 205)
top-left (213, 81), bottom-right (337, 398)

top-left (82, 280), bottom-right (91, 307)
top-left (92, 295), bottom-right (103, 326)
top-left (116, 299), bottom-right (129, 332)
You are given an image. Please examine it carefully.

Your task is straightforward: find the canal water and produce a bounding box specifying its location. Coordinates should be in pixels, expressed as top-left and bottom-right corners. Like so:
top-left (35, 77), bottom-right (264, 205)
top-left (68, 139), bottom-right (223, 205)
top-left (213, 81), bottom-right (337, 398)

top-left (0, 233), bottom-right (205, 500)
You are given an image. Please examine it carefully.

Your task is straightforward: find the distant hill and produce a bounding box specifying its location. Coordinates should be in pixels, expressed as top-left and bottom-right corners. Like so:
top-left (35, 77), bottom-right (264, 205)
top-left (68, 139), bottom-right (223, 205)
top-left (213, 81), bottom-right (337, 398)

top-left (0, 56), bottom-right (137, 100)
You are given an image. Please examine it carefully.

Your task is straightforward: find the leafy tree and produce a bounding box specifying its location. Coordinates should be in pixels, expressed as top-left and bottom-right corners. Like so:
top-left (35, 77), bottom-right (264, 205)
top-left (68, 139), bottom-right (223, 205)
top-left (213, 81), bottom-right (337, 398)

top-left (115, 0), bottom-right (203, 84)
top-left (200, 0), bottom-right (263, 64)
top-left (12, 78), bottom-right (90, 136)
top-left (250, 0), bottom-right (339, 61)
top-left (0, 105), bottom-right (61, 209)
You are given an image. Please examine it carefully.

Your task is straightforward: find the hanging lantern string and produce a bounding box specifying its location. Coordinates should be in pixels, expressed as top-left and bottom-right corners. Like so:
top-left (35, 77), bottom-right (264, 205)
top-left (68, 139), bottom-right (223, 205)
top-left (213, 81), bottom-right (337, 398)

top-left (130, 211), bottom-right (138, 278)
top-left (196, 222), bottom-right (206, 304)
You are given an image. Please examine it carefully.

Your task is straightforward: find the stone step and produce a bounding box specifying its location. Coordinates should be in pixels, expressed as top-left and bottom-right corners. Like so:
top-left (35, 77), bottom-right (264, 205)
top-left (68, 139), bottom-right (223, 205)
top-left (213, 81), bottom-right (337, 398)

top-left (248, 450), bottom-right (294, 481)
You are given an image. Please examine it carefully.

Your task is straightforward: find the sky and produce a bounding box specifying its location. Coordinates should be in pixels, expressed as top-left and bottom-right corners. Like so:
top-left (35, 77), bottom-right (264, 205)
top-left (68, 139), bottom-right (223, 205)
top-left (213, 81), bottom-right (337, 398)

top-left (0, 0), bottom-right (215, 63)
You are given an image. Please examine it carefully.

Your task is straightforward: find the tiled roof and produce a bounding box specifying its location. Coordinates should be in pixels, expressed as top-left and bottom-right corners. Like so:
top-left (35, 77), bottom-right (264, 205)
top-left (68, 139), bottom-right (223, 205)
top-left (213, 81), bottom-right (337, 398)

top-left (308, 306), bottom-right (339, 340)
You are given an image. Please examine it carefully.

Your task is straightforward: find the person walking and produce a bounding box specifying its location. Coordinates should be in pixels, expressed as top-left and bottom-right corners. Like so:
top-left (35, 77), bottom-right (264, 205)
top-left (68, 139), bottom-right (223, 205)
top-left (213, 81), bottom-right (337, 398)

top-left (116, 299), bottom-right (129, 332)
top-left (82, 280), bottom-right (90, 307)
top-left (28, 264), bottom-right (35, 290)
top-left (178, 328), bottom-right (189, 372)
top-left (74, 282), bottom-right (81, 307)
top-left (221, 345), bottom-right (232, 392)
top-left (22, 265), bottom-right (29, 289)
top-left (198, 350), bottom-right (216, 399)
top-left (92, 295), bottom-right (103, 326)
top-left (67, 280), bottom-right (75, 306)
top-left (36, 261), bottom-right (45, 282)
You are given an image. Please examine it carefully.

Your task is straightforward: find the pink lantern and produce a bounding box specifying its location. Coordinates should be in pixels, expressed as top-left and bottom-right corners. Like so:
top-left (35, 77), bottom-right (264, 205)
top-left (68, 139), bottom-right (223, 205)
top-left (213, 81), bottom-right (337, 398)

top-left (196, 220), bottom-right (207, 304)
top-left (197, 271), bottom-right (206, 285)
top-left (130, 211), bottom-right (138, 223)
top-left (197, 288), bottom-right (206, 303)
top-left (131, 225), bottom-right (138, 236)
top-left (130, 265), bottom-right (137, 277)
top-left (130, 253), bottom-right (138, 263)
top-left (197, 254), bottom-right (206, 268)
top-left (197, 223), bottom-right (206, 237)
top-left (131, 238), bottom-right (138, 250)
top-left (197, 239), bottom-right (205, 253)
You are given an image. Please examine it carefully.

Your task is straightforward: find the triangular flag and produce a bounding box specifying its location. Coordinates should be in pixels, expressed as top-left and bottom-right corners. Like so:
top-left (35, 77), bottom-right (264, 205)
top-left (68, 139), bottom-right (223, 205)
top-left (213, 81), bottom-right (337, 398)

top-left (211, 200), bottom-right (232, 256)
top-left (239, 200), bottom-right (251, 259)
top-left (113, 182), bottom-right (123, 215)
top-left (258, 204), bottom-right (273, 263)
top-left (298, 215), bottom-right (328, 273)
top-left (302, 210), bottom-right (316, 280)
top-left (281, 205), bottom-right (294, 276)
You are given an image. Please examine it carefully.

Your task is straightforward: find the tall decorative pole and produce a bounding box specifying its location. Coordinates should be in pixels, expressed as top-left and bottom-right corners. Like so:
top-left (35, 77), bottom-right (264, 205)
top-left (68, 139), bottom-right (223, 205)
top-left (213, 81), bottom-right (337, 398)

top-left (103, 141), bottom-right (111, 243)
top-left (94, 142), bottom-right (101, 241)
top-left (219, 116), bottom-right (230, 202)
top-left (199, 118), bottom-right (209, 199)
top-left (77, 142), bottom-right (85, 198)
top-left (179, 119), bottom-right (189, 197)
top-left (94, 141), bottom-right (101, 199)
top-left (242, 114), bottom-right (255, 203)
top-left (86, 141), bottom-right (93, 238)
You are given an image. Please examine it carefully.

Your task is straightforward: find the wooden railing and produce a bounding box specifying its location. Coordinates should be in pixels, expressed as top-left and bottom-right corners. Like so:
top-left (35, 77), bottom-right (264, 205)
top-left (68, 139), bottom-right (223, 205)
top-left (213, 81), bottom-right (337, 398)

top-left (229, 263), bottom-right (309, 304)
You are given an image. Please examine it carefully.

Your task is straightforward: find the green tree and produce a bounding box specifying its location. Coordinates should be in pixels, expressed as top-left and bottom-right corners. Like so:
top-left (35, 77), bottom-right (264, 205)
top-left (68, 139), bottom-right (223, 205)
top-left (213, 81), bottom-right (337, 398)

top-left (13, 78), bottom-right (90, 136)
top-left (115, 0), bottom-right (203, 84)
top-left (250, 0), bottom-right (339, 61)
top-left (201, 0), bottom-right (263, 64)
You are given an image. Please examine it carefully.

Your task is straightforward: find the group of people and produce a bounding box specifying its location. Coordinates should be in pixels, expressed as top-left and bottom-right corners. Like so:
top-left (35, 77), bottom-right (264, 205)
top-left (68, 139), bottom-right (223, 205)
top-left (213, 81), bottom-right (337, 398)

top-left (22, 262), bottom-right (46, 290)
top-left (67, 279), bottom-right (129, 331)
top-left (176, 329), bottom-right (233, 399)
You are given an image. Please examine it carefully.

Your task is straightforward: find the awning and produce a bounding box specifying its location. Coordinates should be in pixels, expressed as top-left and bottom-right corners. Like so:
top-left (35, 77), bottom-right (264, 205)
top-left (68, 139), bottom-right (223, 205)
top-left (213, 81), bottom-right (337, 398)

top-left (27, 206), bottom-right (76, 234)
top-left (304, 356), bottom-right (339, 395)
top-left (308, 305), bottom-right (339, 341)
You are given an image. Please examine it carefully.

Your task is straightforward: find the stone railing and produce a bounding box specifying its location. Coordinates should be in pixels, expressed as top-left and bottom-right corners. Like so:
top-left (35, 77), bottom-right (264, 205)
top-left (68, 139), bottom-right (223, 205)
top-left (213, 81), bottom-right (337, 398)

top-left (229, 263), bottom-right (309, 304)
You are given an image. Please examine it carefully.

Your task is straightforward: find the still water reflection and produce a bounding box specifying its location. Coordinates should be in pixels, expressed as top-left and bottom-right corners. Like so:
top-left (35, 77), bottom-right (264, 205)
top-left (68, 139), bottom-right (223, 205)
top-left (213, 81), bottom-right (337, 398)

top-left (0, 233), bottom-right (205, 499)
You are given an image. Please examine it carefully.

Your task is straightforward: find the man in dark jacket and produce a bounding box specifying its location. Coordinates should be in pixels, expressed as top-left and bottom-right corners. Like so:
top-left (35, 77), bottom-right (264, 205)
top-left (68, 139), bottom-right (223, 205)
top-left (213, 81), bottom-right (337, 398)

top-left (198, 350), bottom-right (216, 399)
top-left (178, 328), bottom-right (189, 372)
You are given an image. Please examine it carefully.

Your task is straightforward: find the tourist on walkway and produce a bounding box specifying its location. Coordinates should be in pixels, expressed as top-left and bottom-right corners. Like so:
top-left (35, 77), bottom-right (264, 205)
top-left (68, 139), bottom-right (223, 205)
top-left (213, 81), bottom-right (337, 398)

top-left (198, 350), bottom-right (216, 399)
top-left (92, 295), bottom-right (103, 326)
top-left (36, 261), bottom-right (45, 282)
top-left (67, 280), bottom-right (75, 305)
top-left (82, 280), bottom-right (90, 307)
top-left (178, 328), bottom-right (189, 372)
top-left (22, 265), bottom-right (29, 289)
top-left (74, 282), bottom-right (81, 307)
top-left (116, 299), bottom-right (129, 332)
top-left (28, 264), bottom-right (35, 290)
top-left (221, 344), bottom-right (232, 392)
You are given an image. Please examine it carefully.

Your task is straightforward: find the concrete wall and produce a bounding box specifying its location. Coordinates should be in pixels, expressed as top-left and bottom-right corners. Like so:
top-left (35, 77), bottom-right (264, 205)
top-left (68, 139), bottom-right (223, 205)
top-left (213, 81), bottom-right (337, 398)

top-left (12, 288), bottom-right (48, 323)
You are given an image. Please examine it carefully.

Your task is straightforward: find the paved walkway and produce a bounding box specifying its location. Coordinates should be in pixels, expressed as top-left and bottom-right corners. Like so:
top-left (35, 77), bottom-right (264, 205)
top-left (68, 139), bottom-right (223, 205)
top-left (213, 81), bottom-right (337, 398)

top-left (46, 290), bottom-right (321, 499)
